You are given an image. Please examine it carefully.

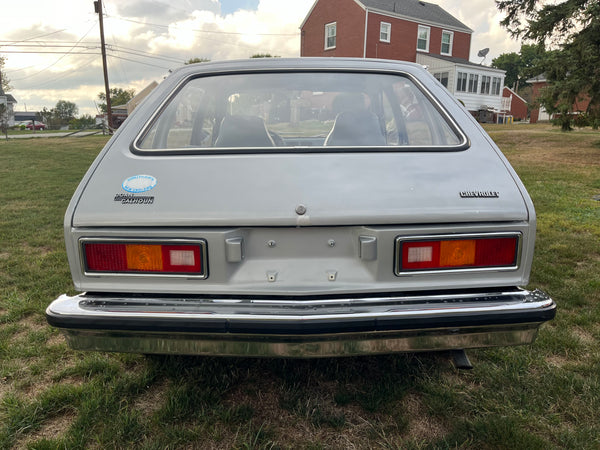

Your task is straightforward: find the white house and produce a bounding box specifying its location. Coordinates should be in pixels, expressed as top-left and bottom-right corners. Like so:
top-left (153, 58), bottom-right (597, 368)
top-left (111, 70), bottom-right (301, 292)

top-left (417, 54), bottom-right (505, 115)
top-left (0, 93), bottom-right (17, 126)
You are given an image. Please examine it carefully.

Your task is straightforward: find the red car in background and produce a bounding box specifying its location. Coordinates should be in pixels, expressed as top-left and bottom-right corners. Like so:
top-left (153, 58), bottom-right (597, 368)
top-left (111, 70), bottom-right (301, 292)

top-left (26, 121), bottom-right (46, 130)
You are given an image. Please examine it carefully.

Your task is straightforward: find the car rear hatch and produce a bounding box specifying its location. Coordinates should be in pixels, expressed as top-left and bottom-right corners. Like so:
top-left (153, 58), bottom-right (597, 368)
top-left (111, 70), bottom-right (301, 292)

top-left (71, 142), bottom-right (528, 228)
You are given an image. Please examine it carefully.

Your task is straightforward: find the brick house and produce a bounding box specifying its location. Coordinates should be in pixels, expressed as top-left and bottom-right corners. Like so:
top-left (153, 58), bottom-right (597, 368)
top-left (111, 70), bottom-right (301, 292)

top-left (527, 74), bottom-right (591, 124)
top-left (300, 0), bottom-right (506, 114)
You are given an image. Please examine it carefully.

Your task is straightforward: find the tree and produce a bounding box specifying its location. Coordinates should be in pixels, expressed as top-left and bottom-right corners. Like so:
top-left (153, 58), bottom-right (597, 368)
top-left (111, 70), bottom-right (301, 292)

top-left (497, 0), bottom-right (600, 130)
top-left (185, 58), bottom-right (210, 64)
top-left (54, 100), bottom-right (79, 125)
top-left (0, 103), bottom-right (8, 139)
top-left (70, 114), bottom-right (96, 129)
top-left (491, 52), bottom-right (521, 90)
top-left (40, 106), bottom-right (58, 129)
top-left (492, 44), bottom-right (546, 91)
top-left (0, 56), bottom-right (11, 93)
top-left (250, 53), bottom-right (280, 58)
top-left (97, 88), bottom-right (135, 113)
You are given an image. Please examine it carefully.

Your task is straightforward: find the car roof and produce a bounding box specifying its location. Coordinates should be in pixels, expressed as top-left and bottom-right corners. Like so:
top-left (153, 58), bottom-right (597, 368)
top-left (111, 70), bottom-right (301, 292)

top-left (169, 57), bottom-right (427, 79)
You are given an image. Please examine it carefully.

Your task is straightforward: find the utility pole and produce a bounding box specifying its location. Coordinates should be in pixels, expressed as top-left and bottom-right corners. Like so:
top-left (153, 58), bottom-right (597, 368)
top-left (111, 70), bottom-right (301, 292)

top-left (94, 0), bottom-right (113, 132)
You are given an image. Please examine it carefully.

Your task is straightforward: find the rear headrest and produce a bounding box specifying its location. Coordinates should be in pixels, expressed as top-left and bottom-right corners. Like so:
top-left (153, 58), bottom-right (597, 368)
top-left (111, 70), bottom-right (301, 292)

top-left (324, 110), bottom-right (386, 147)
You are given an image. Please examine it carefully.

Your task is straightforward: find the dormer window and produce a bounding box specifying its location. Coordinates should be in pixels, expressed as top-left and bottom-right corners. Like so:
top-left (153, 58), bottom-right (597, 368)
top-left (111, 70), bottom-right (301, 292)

top-left (417, 25), bottom-right (430, 52)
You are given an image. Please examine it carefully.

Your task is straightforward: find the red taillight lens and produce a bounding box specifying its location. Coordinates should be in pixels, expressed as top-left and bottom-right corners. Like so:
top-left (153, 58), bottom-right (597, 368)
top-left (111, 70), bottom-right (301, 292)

top-left (398, 236), bottom-right (518, 273)
top-left (83, 241), bottom-right (206, 276)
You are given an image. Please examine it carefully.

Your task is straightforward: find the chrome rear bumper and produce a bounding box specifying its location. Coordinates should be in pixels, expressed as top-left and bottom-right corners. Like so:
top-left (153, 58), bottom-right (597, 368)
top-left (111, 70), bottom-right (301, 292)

top-left (46, 289), bottom-right (555, 357)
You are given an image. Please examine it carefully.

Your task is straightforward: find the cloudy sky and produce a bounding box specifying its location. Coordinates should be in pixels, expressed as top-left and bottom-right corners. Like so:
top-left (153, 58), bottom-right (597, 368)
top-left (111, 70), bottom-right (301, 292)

top-left (0, 0), bottom-right (520, 117)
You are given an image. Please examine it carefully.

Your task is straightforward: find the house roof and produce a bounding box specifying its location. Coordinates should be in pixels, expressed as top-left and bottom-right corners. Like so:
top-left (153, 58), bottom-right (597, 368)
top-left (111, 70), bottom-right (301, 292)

top-left (1, 93), bottom-right (17, 103)
top-left (502, 86), bottom-right (527, 104)
top-left (421, 53), bottom-right (505, 73)
top-left (357, 0), bottom-right (472, 33)
top-left (526, 74), bottom-right (547, 83)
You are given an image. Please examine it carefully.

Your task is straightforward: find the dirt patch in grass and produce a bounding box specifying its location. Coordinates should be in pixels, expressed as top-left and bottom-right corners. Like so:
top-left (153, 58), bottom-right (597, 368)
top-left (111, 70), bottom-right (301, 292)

top-left (20, 243), bottom-right (54, 257)
top-left (572, 328), bottom-right (596, 345)
top-left (16, 410), bottom-right (76, 449)
top-left (133, 379), bottom-right (171, 419)
top-left (0, 376), bottom-right (11, 401)
top-left (215, 377), bottom-right (417, 448)
top-left (45, 332), bottom-right (66, 348)
top-left (546, 355), bottom-right (570, 368)
top-left (17, 315), bottom-right (48, 333)
top-left (404, 392), bottom-right (447, 441)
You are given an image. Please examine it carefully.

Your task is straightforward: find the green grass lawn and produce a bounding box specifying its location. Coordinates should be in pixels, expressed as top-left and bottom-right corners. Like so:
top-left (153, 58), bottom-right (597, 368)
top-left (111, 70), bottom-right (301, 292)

top-left (1, 126), bottom-right (599, 449)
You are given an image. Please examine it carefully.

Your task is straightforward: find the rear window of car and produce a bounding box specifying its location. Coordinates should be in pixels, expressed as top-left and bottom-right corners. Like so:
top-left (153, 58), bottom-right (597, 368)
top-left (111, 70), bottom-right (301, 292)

top-left (134, 71), bottom-right (466, 153)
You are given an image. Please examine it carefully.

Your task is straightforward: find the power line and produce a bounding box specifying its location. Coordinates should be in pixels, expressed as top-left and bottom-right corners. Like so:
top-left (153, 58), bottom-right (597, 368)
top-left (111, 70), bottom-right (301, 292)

top-left (106, 46), bottom-right (183, 64)
top-left (1, 42), bottom-right (183, 64)
top-left (0, 42), bottom-right (99, 48)
top-left (106, 14), bottom-right (300, 36)
top-left (17, 55), bottom-right (98, 89)
top-left (9, 23), bottom-right (97, 82)
top-left (1, 28), bottom-right (71, 46)
top-left (108, 54), bottom-right (172, 70)
top-left (0, 51), bottom-right (99, 55)
top-left (104, 0), bottom-right (129, 88)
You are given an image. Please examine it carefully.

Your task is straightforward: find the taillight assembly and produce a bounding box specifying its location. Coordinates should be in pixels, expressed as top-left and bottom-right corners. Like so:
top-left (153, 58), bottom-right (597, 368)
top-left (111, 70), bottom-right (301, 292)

top-left (396, 234), bottom-right (519, 274)
top-left (82, 240), bottom-right (207, 277)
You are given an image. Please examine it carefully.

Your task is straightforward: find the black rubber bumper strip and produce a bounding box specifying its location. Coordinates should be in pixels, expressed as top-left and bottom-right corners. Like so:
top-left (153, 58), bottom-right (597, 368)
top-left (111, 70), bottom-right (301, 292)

top-left (46, 303), bottom-right (556, 335)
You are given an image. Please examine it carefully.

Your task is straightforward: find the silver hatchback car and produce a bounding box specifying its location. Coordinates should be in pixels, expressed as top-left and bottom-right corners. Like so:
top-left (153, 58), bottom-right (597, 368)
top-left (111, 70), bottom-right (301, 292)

top-left (47, 58), bottom-right (555, 358)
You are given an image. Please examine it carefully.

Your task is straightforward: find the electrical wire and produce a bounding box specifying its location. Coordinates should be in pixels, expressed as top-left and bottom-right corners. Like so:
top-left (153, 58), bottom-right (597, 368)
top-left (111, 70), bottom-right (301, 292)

top-left (108, 54), bottom-right (172, 70)
top-left (9, 23), bottom-right (97, 82)
top-left (1, 41), bottom-right (186, 64)
top-left (106, 14), bottom-right (300, 36)
top-left (17, 55), bottom-right (99, 90)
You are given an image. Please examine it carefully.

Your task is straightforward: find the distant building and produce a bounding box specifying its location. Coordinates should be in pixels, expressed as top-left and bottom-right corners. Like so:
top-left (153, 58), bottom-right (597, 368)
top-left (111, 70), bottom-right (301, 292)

top-left (0, 93), bottom-right (18, 126)
top-left (14, 111), bottom-right (39, 123)
top-left (527, 74), bottom-right (591, 124)
top-left (417, 53), bottom-right (505, 114)
top-left (98, 81), bottom-right (159, 129)
top-left (300, 0), bottom-right (506, 114)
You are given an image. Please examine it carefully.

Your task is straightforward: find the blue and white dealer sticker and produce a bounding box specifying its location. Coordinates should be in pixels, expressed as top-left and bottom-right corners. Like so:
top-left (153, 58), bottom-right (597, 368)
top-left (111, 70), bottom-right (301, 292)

top-left (122, 175), bottom-right (157, 193)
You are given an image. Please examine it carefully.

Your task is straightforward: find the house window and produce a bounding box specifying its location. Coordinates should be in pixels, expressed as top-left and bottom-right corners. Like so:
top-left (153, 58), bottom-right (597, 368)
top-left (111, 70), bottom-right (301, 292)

top-left (380, 22), bottom-right (391, 43)
top-left (492, 77), bottom-right (502, 95)
top-left (417, 25), bottom-right (430, 52)
top-left (456, 72), bottom-right (467, 92)
top-left (325, 22), bottom-right (336, 50)
top-left (441, 31), bottom-right (453, 56)
top-left (433, 71), bottom-right (449, 88)
top-left (480, 76), bottom-right (491, 94)
top-left (468, 74), bottom-right (479, 93)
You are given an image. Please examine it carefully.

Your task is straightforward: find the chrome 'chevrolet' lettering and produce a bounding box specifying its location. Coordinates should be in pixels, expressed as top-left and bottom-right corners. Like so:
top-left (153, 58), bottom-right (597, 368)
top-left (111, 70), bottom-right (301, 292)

top-left (460, 191), bottom-right (499, 198)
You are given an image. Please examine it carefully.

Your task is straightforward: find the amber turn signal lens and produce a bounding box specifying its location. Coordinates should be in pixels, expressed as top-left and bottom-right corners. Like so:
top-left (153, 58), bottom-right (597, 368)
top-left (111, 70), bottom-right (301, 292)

top-left (126, 244), bottom-right (163, 271)
top-left (439, 240), bottom-right (476, 267)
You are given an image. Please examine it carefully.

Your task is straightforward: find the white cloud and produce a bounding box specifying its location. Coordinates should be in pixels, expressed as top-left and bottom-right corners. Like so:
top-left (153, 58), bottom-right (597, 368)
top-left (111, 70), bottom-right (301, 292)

top-left (438, 0), bottom-right (521, 62)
